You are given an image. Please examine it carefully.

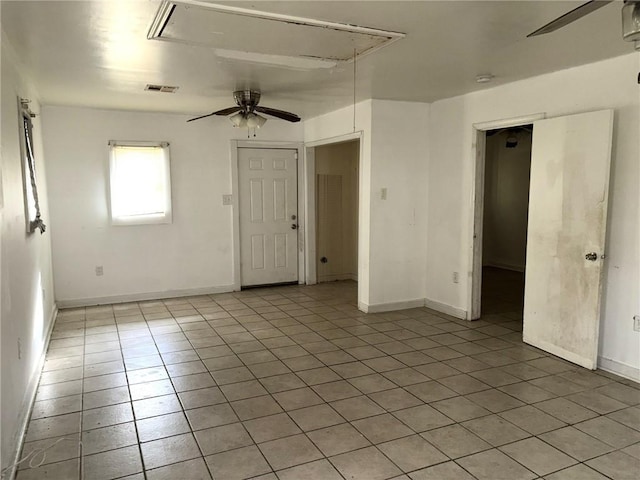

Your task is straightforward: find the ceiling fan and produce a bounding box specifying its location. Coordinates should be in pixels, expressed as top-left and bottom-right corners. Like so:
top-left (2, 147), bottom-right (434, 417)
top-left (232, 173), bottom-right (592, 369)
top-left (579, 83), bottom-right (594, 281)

top-left (528, 0), bottom-right (640, 50)
top-left (187, 90), bottom-right (300, 136)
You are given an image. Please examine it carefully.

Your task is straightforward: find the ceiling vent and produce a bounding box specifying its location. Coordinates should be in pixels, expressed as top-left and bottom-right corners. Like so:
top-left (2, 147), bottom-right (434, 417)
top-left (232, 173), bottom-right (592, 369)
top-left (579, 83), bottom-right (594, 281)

top-left (148, 1), bottom-right (405, 66)
top-left (145, 84), bottom-right (179, 93)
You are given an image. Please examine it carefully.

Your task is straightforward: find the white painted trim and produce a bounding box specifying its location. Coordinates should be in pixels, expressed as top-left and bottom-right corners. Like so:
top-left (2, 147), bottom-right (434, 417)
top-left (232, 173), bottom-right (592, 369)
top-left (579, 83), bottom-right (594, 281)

top-left (523, 334), bottom-right (595, 370)
top-left (237, 140), bottom-right (303, 149)
top-left (469, 128), bottom-right (486, 321)
top-left (305, 132), bottom-right (362, 148)
top-left (360, 298), bottom-right (426, 314)
top-left (473, 113), bottom-right (547, 131)
top-left (424, 298), bottom-right (468, 320)
top-left (317, 273), bottom-right (358, 282)
top-left (151, 1), bottom-right (406, 47)
top-left (468, 113), bottom-right (546, 320)
top-left (4, 305), bottom-right (58, 480)
top-left (230, 141), bottom-right (241, 291)
top-left (231, 141), bottom-right (305, 288)
top-left (295, 145), bottom-right (306, 284)
top-left (56, 285), bottom-right (235, 308)
top-left (597, 356), bottom-right (640, 382)
top-left (304, 146), bottom-right (317, 285)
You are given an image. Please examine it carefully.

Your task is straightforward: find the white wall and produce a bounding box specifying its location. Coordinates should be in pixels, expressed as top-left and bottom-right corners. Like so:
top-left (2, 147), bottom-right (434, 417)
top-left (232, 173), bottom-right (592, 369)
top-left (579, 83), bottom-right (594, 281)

top-left (427, 53), bottom-right (640, 378)
top-left (42, 106), bottom-right (302, 305)
top-left (305, 100), bottom-right (430, 311)
top-left (1, 32), bottom-right (56, 473)
top-left (482, 130), bottom-right (532, 271)
top-left (368, 100), bottom-right (430, 309)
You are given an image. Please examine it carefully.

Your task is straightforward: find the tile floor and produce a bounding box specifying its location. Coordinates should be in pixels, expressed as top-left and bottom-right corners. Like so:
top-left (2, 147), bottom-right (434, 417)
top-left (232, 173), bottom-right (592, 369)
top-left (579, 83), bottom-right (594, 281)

top-left (15, 279), bottom-right (640, 479)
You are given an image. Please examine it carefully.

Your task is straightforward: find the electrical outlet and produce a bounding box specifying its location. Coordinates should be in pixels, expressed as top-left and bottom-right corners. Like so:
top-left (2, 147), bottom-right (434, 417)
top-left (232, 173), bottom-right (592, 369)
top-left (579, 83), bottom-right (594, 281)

top-left (222, 195), bottom-right (232, 205)
top-left (634, 315), bottom-right (640, 332)
top-left (17, 338), bottom-right (22, 360)
top-left (95, 266), bottom-right (103, 276)
top-left (453, 271), bottom-right (459, 284)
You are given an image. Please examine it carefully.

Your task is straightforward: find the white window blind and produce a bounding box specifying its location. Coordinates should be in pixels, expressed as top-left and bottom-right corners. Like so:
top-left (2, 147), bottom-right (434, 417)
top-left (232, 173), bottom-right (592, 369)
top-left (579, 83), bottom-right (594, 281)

top-left (109, 141), bottom-right (172, 225)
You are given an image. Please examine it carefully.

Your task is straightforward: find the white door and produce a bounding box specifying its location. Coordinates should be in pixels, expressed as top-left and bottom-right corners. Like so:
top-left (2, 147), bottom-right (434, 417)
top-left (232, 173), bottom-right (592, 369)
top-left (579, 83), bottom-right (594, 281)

top-left (238, 148), bottom-right (298, 287)
top-left (317, 174), bottom-right (343, 282)
top-left (523, 109), bottom-right (614, 369)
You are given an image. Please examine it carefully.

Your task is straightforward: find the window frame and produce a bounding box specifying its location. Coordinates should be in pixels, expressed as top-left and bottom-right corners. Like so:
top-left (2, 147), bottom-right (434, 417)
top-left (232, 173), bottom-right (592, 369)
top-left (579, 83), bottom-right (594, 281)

top-left (18, 98), bottom-right (46, 234)
top-left (108, 140), bottom-right (173, 226)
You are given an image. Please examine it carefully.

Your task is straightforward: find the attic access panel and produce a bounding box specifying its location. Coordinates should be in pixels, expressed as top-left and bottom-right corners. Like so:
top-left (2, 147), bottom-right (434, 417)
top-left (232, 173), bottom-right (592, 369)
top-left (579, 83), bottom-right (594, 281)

top-left (148, 1), bottom-right (405, 62)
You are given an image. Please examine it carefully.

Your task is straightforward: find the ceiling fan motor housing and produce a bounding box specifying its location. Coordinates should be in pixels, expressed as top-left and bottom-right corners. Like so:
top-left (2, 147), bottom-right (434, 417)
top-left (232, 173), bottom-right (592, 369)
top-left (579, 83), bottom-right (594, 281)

top-left (234, 90), bottom-right (261, 110)
top-left (623, 0), bottom-right (640, 49)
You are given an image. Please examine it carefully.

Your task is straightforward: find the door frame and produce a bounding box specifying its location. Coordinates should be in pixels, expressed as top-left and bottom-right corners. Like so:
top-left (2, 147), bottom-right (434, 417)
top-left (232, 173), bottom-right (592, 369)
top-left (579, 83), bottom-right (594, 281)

top-left (468, 113), bottom-right (546, 320)
top-left (231, 140), bottom-right (305, 290)
top-left (303, 132), bottom-right (363, 286)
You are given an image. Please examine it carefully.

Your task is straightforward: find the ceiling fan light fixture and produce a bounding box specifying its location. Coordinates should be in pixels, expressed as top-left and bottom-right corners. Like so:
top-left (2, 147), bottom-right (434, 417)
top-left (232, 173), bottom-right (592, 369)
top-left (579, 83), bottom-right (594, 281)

top-left (622, 0), bottom-right (640, 50)
top-left (246, 113), bottom-right (267, 129)
top-left (505, 133), bottom-right (519, 148)
top-left (229, 112), bottom-right (246, 127)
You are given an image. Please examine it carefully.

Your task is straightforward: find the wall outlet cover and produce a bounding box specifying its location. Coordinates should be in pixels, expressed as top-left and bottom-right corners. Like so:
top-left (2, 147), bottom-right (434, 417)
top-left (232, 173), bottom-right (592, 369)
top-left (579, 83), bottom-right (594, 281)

top-left (222, 194), bottom-right (233, 205)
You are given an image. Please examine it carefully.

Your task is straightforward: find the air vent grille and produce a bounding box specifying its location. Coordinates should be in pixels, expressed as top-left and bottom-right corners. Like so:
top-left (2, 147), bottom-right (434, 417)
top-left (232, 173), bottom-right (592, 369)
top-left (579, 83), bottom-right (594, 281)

top-left (145, 84), bottom-right (179, 93)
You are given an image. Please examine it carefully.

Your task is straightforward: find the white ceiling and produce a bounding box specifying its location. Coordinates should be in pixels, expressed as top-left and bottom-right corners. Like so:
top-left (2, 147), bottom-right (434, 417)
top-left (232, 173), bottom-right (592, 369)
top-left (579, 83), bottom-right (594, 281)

top-left (1, 1), bottom-right (633, 120)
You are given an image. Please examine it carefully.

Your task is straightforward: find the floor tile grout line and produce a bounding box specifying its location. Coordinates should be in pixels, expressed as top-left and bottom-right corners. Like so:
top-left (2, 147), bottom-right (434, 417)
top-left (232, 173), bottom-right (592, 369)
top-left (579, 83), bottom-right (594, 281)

top-left (118, 301), bottom-right (152, 480)
top-left (60, 387), bottom-right (631, 477)
top-left (133, 305), bottom-right (206, 478)
top-left (28, 283), bottom-right (640, 479)
top-left (78, 305), bottom-right (87, 480)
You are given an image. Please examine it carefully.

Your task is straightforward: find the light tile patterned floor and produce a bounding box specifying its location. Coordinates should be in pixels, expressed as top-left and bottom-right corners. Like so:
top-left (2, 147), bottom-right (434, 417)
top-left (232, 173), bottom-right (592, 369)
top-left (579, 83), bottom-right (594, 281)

top-left (15, 279), bottom-right (640, 479)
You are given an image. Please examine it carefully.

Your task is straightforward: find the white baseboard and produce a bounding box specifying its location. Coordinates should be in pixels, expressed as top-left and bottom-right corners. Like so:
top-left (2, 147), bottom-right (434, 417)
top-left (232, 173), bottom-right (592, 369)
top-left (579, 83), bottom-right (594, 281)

top-left (56, 284), bottom-right (237, 308)
top-left (598, 356), bottom-right (640, 383)
top-left (318, 273), bottom-right (358, 283)
top-left (424, 298), bottom-right (467, 320)
top-left (3, 304), bottom-right (58, 480)
top-left (359, 298), bottom-right (426, 314)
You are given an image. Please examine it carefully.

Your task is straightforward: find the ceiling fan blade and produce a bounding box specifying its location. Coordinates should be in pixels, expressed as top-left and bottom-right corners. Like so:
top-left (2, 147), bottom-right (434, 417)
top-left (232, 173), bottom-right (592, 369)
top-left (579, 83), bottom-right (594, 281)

top-left (527, 0), bottom-right (613, 37)
top-left (254, 106), bottom-right (301, 123)
top-left (187, 106), bottom-right (242, 122)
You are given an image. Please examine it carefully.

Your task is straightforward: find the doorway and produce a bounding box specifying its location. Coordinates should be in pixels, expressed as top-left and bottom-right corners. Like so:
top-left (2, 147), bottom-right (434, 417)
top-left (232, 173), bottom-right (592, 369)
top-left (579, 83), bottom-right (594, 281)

top-left (480, 126), bottom-right (533, 322)
top-left (314, 140), bottom-right (359, 283)
top-left (237, 147), bottom-right (299, 287)
top-left (471, 110), bottom-right (614, 369)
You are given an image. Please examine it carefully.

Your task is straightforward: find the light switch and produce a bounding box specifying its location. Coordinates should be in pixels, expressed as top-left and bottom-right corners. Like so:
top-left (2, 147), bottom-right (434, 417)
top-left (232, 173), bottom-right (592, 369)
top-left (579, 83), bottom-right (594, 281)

top-left (381, 188), bottom-right (388, 200)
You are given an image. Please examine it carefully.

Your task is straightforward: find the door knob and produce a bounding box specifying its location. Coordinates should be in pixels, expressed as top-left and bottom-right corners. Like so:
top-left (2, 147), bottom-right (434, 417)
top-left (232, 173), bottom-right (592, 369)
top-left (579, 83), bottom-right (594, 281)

top-left (585, 252), bottom-right (598, 261)
top-left (291, 224), bottom-right (298, 230)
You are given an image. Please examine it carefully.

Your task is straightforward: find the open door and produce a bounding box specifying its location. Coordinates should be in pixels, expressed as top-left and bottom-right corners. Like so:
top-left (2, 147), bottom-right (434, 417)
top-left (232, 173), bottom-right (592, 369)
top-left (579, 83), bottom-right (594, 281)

top-left (523, 109), bottom-right (614, 369)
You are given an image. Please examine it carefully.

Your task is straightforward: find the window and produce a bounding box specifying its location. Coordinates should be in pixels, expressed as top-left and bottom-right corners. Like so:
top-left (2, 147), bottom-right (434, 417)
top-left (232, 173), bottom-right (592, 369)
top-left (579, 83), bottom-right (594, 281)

top-left (19, 98), bottom-right (46, 234)
top-left (109, 141), bottom-right (172, 225)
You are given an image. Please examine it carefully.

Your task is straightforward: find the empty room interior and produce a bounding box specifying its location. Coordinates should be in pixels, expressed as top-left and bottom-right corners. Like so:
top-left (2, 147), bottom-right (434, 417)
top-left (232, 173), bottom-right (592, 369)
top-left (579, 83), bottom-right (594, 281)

top-left (1, 1), bottom-right (639, 479)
